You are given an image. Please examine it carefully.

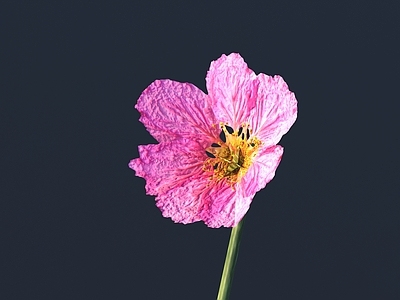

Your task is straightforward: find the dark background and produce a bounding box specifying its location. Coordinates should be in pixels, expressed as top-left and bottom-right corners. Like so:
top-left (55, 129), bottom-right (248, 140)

top-left (1, 1), bottom-right (399, 299)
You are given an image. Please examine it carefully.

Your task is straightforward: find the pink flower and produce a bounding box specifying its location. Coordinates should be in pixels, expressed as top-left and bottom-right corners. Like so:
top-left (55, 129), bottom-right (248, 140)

top-left (129, 53), bottom-right (297, 228)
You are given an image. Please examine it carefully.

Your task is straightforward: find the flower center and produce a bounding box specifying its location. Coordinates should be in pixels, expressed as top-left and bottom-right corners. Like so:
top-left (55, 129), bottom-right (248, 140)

top-left (203, 122), bottom-right (262, 185)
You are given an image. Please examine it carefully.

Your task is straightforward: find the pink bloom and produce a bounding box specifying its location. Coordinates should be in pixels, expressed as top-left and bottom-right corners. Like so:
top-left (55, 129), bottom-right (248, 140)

top-left (129, 53), bottom-right (297, 228)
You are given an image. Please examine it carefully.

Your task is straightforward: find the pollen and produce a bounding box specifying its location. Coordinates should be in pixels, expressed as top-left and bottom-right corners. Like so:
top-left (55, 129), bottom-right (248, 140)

top-left (203, 122), bottom-right (262, 185)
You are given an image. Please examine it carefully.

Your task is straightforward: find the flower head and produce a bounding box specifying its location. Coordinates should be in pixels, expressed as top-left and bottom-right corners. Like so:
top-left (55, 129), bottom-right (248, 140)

top-left (129, 53), bottom-right (297, 228)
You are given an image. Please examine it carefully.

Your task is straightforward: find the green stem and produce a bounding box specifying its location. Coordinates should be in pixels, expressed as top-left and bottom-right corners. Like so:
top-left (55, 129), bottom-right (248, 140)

top-left (217, 217), bottom-right (246, 300)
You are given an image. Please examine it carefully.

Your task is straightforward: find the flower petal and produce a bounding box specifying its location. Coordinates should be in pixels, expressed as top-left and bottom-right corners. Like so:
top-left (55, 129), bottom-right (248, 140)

top-left (129, 138), bottom-right (209, 224)
top-left (206, 53), bottom-right (257, 129)
top-left (199, 145), bottom-right (284, 228)
top-left (129, 138), bottom-right (206, 196)
top-left (241, 145), bottom-right (284, 196)
top-left (156, 176), bottom-right (210, 225)
top-left (250, 74), bottom-right (297, 147)
top-left (199, 182), bottom-right (253, 228)
top-left (136, 80), bottom-right (219, 146)
top-left (129, 141), bottom-right (284, 228)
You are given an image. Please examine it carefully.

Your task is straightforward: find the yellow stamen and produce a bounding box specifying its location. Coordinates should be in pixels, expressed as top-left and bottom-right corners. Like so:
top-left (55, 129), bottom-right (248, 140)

top-left (203, 122), bottom-right (262, 186)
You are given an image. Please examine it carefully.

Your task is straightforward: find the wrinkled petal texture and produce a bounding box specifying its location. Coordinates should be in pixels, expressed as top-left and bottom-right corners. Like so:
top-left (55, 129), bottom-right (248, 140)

top-left (199, 181), bottom-right (251, 228)
top-left (200, 145), bottom-right (283, 227)
top-left (131, 53), bottom-right (297, 228)
top-left (243, 145), bottom-right (284, 195)
top-left (136, 80), bottom-right (219, 147)
top-left (250, 74), bottom-right (297, 147)
top-left (206, 53), bottom-right (297, 146)
top-left (129, 138), bottom-right (209, 224)
top-left (129, 138), bottom-right (283, 228)
top-left (206, 53), bottom-right (258, 129)
top-left (129, 138), bottom-right (246, 227)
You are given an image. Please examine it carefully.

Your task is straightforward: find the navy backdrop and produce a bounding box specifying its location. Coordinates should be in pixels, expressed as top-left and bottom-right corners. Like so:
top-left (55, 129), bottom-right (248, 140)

top-left (1, 1), bottom-right (399, 299)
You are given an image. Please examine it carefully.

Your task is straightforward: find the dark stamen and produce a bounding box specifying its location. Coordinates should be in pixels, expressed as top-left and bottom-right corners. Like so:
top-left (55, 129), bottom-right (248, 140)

top-left (219, 130), bottom-right (226, 143)
top-left (211, 143), bottom-right (221, 147)
top-left (213, 163), bottom-right (219, 170)
top-left (205, 151), bottom-right (216, 158)
top-left (246, 128), bottom-right (250, 140)
top-left (226, 126), bottom-right (234, 134)
top-left (238, 127), bottom-right (243, 136)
